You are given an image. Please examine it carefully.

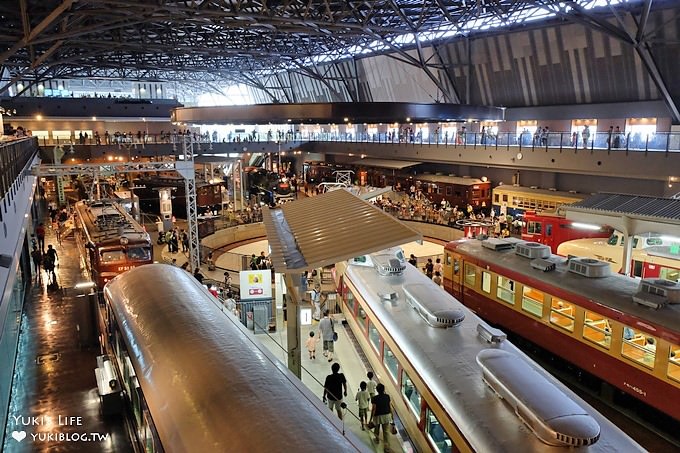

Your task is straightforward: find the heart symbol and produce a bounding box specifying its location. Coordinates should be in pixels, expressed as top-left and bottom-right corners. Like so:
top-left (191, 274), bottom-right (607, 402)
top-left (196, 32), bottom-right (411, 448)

top-left (12, 430), bottom-right (26, 442)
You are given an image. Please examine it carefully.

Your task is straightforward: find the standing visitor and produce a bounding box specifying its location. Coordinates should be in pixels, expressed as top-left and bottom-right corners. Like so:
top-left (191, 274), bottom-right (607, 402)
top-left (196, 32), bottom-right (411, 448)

top-left (369, 383), bottom-right (395, 450)
top-left (318, 310), bottom-right (335, 362)
top-left (323, 362), bottom-right (348, 420)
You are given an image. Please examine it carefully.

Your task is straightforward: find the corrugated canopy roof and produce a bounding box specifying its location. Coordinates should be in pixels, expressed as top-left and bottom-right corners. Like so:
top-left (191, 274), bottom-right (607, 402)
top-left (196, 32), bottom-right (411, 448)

top-left (563, 192), bottom-right (680, 236)
top-left (262, 189), bottom-right (422, 272)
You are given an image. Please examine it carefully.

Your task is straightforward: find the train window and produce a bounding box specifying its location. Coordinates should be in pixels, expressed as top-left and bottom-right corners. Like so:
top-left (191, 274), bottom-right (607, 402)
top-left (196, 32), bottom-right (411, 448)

top-left (527, 221), bottom-right (541, 235)
top-left (549, 298), bottom-right (574, 332)
top-left (401, 371), bottom-right (421, 419)
top-left (464, 264), bottom-right (476, 286)
top-left (344, 289), bottom-right (356, 315)
top-left (481, 271), bottom-right (491, 293)
top-left (521, 286), bottom-right (544, 317)
top-left (368, 321), bottom-right (381, 354)
top-left (383, 344), bottom-right (399, 382)
top-left (101, 249), bottom-right (126, 263)
top-left (660, 266), bottom-right (679, 282)
top-left (357, 306), bottom-right (367, 333)
top-left (621, 326), bottom-right (656, 369)
top-left (446, 186), bottom-right (453, 196)
top-left (426, 410), bottom-right (452, 453)
top-left (668, 344), bottom-right (680, 383)
top-left (496, 276), bottom-right (515, 305)
top-left (128, 247), bottom-right (151, 261)
top-left (545, 224), bottom-right (552, 237)
top-left (582, 311), bottom-right (611, 349)
top-left (502, 194), bottom-right (508, 202)
top-left (452, 258), bottom-right (459, 275)
top-left (607, 234), bottom-right (619, 246)
top-left (646, 237), bottom-right (662, 246)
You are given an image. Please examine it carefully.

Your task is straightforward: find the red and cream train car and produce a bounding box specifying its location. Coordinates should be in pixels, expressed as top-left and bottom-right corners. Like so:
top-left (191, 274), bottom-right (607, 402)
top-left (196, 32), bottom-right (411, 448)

top-left (443, 238), bottom-right (680, 422)
top-left (521, 210), bottom-right (613, 254)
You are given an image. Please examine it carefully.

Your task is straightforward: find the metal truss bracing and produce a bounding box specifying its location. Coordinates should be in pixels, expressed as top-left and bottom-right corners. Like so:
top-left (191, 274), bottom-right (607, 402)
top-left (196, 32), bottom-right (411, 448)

top-left (0, 0), bottom-right (663, 101)
top-left (34, 156), bottom-right (200, 272)
top-left (177, 136), bottom-right (200, 275)
top-left (540, 0), bottom-right (680, 123)
top-left (33, 161), bottom-right (178, 177)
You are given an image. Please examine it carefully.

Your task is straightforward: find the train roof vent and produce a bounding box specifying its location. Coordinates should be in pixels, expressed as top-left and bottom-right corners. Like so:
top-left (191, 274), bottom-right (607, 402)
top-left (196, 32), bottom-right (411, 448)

top-left (403, 284), bottom-right (465, 328)
top-left (481, 238), bottom-right (516, 251)
top-left (515, 242), bottom-right (551, 259)
top-left (530, 185), bottom-right (539, 189)
top-left (372, 254), bottom-right (406, 276)
top-left (548, 187), bottom-right (557, 191)
top-left (531, 258), bottom-right (556, 272)
top-left (568, 258), bottom-right (611, 278)
top-left (632, 279), bottom-right (680, 309)
top-left (477, 349), bottom-right (601, 447)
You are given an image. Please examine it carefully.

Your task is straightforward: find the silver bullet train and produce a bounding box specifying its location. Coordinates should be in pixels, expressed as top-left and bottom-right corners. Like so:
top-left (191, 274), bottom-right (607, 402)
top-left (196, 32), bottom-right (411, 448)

top-left (335, 248), bottom-right (644, 452)
top-left (102, 264), bottom-right (368, 453)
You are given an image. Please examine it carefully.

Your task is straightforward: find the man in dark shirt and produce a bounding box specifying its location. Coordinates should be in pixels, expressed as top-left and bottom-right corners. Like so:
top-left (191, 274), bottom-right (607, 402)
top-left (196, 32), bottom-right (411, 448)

top-left (322, 362), bottom-right (347, 420)
top-left (36, 223), bottom-right (46, 252)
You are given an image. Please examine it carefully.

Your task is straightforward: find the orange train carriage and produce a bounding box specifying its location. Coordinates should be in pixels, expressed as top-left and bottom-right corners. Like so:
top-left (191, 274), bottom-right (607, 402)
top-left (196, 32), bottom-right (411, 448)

top-left (443, 238), bottom-right (680, 423)
top-left (74, 200), bottom-right (153, 289)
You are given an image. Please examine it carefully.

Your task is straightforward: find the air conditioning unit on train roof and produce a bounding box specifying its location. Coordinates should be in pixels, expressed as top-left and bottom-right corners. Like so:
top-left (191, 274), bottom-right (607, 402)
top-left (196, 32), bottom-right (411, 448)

top-left (515, 242), bottom-right (551, 259)
top-left (632, 279), bottom-right (680, 309)
top-left (372, 253), bottom-right (406, 276)
top-left (567, 257), bottom-right (611, 278)
top-left (482, 238), bottom-right (516, 251)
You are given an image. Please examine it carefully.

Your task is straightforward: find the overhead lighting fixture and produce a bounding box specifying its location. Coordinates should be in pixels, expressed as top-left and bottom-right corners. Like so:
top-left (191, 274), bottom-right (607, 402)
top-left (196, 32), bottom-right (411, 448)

top-left (74, 281), bottom-right (96, 289)
top-left (571, 222), bottom-right (601, 231)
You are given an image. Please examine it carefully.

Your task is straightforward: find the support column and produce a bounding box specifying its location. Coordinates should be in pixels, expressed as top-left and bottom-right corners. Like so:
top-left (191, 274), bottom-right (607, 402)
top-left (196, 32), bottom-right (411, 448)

top-left (53, 145), bottom-right (65, 205)
top-left (176, 136), bottom-right (200, 273)
top-left (621, 216), bottom-right (634, 277)
top-left (284, 273), bottom-right (302, 378)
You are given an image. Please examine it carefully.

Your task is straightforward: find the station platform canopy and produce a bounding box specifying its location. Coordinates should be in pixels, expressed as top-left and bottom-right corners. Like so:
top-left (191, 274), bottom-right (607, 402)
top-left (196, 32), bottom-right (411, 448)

top-left (563, 192), bottom-right (680, 237)
top-left (262, 189), bottom-right (421, 272)
top-left (351, 158), bottom-right (420, 169)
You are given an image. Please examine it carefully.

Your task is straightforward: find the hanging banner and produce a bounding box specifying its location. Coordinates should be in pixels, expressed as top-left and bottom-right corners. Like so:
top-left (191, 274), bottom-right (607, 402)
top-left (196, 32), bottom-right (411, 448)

top-left (240, 270), bottom-right (273, 300)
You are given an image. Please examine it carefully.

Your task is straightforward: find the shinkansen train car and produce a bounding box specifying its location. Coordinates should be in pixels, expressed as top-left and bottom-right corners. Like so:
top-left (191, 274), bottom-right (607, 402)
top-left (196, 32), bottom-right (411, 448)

top-left (337, 248), bottom-right (643, 453)
top-left (74, 200), bottom-right (153, 288)
top-left (521, 210), bottom-right (613, 253)
top-left (444, 238), bottom-right (680, 424)
top-left (557, 232), bottom-right (680, 281)
top-left (397, 174), bottom-right (491, 209)
top-left (492, 185), bottom-right (584, 216)
top-left (102, 264), bottom-right (368, 453)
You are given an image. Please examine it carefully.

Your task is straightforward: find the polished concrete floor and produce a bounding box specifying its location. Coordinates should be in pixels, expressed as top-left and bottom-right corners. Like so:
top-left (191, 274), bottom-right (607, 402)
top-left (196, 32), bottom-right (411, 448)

top-left (3, 225), bottom-right (133, 453)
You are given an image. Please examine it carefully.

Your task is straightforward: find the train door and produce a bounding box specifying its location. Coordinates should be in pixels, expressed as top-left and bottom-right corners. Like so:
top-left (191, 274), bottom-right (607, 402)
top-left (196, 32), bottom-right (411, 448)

top-left (445, 252), bottom-right (462, 297)
top-left (543, 221), bottom-right (554, 251)
top-left (633, 260), bottom-right (644, 278)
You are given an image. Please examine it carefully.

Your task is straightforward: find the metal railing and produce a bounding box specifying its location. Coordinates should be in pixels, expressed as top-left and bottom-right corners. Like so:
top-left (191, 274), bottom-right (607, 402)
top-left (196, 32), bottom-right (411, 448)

top-left (0, 137), bottom-right (38, 221)
top-left (30, 129), bottom-right (680, 153)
